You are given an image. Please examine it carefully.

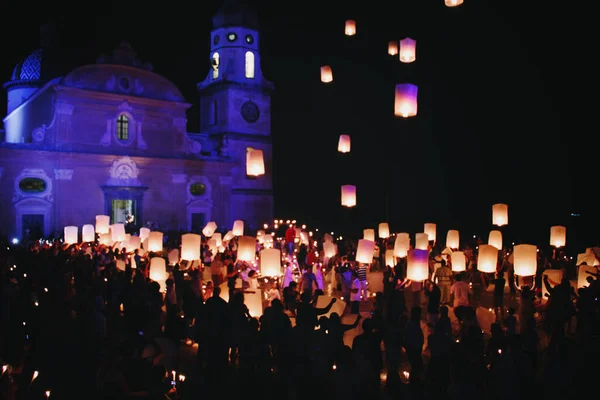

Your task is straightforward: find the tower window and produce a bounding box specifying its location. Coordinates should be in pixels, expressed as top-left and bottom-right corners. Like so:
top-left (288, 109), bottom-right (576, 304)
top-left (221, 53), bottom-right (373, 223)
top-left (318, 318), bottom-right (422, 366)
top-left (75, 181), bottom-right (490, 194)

top-left (210, 100), bottom-right (218, 125)
top-left (116, 114), bottom-right (129, 141)
top-left (212, 52), bottom-right (220, 79)
top-left (245, 51), bottom-right (255, 79)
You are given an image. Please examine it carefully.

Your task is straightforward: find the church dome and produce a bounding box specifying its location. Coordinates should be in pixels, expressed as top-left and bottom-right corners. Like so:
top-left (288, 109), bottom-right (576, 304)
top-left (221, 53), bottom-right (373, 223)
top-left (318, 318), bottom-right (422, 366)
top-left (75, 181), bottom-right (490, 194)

top-left (212, 0), bottom-right (258, 30)
top-left (10, 48), bottom-right (43, 82)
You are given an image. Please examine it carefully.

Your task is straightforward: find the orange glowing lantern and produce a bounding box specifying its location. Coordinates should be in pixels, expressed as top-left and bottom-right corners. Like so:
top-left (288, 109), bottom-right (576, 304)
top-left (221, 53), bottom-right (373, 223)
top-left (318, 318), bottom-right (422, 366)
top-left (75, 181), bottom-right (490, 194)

top-left (345, 20), bottom-right (356, 36)
top-left (513, 244), bottom-right (537, 276)
top-left (394, 84), bottom-right (418, 118)
top-left (407, 249), bottom-right (429, 281)
top-left (126, 236), bottom-right (141, 253)
top-left (446, 230), bottom-right (459, 249)
top-left (82, 224), bottom-right (95, 242)
top-left (181, 233), bottom-right (201, 261)
top-left (110, 224), bottom-right (126, 242)
top-left (394, 233), bottom-right (410, 258)
top-left (64, 226), bottom-right (78, 244)
top-left (139, 227), bottom-right (150, 241)
top-left (415, 233), bottom-right (429, 250)
top-left (320, 66), bottom-right (333, 83)
top-left (477, 244), bottom-right (498, 273)
top-left (388, 41), bottom-right (398, 56)
top-left (363, 229), bottom-right (375, 242)
top-left (451, 250), bottom-right (466, 272)
top-left (147, 231), bottom-right (164, 252)
top-left (338, 134), bottom-right (351, 153)
top-left (445, 0), bottom-right (464, 7)
top-left (341, 185), bottom-right (356, 207)
top-left (399, 38), bottom-right (416, 63)
top-left (95, 215), bottom-right (110, 234)
top-left (488, 230), bottom-right (502, 250)
top-left (323, 241), bottom-right (337, 258)
top-left (202, 221), bottom-right (217, 237)
top-left (246, 148), bottom-right (265, 176)
top-left (237, 236), bottom-right (256, 262)
top-left (378, 223), bottom-right (390, 239)
top-left (260, 248), bottom-right (282, 277)
top-left (149, 257), bottom-right (168, 292)
top-left (550, 225), bottom-right (566, 248)
top-left (356, 239), bottom-right (375, 264)
top-left (232, 220), bottom-right (244, 236)
top-left (492, 203), bottom-right (508, 226)
top-left (424, 223), bottom-right (436, 243)
top-left (385, 249), bottom-right (396, 268)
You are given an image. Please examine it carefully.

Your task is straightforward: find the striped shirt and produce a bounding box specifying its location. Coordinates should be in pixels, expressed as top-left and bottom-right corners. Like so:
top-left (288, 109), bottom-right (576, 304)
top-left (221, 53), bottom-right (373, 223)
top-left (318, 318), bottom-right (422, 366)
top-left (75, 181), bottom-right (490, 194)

top-left (357, 266), bottom-right (368, 281)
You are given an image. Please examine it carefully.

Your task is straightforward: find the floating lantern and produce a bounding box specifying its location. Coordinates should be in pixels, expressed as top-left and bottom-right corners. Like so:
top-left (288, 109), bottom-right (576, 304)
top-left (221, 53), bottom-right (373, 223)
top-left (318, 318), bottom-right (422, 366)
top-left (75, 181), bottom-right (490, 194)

top-left (64, 226), bottom-right (78, 244)
top-left (338, 134), bottom-right (351, 153)
top-left (139, 227), bottom-right (150, 241)
top-left (323, 241), bottom-right (337, 258)
top-left (478, 244), bottom-right (498, 273)
top-left (345, 20), bottom-right (356, 36)
top-left (446, 230), bottom-right (459, 249)
top-left (445, 0), bottom-right (464, 7)
top-left (237, 236), bottom-right (256, 261)
top-left (451, 250), bottom-right (466, 272)
top-left (363, 229), bottom-right (375, 242)
top-left (488, 230), bottom-right (502, 250)
top-left (415, 233), bottom-right (429, 250)
top-left (99, 233), bottom-right (112, 245)
top-left (378, 223), bottom-right (390, 239)
top-left (149, 257), bottom-right (168, 292)
top-left (181, 233), bottom-right (201, 261)
top-left (260, 248), bottom-right (282, 277)
top-left (213, 232), bottom-right (222, 247)
top-left (492, 203), bottom-right (508, 226)
top-left (399, 37), bottom-right (416, 63)
top-left (320, 66), bottom-right (333, 83)
top-left (513, 244), bottom-right (537, 276)
top-left (147, 231), bottom-right (164, 252)
top-left (202, 221), bottom-right (218, 237)
top-left (82, 224), bottom-right (95, 242)
top-left (388, 41), bottom-right (398, 56)
top-left (245, 289), bottom-right (263, 317)
top-left (341, 185), bottom-right (356, 207)
top-left (168, 249), bottom-right (179, 266)
top-left (577, 264), bottom-right (597, 289)
top-left (356, 239), bottom-right (375, 264)
top-left (246, 149), bottom-right (265, 176)
top-left (424, 223), bottom-right (436, 242)
top-left (550, 225), bottom-right (566, 248)
top-left (394, 233), bottom-right (410, 257)
top-left (385, 249), bottom-right (396, 268)
top-left (223, 230), bottom-right (235, 241)
top-left (110, 224), bottom-right (126, 242)
top-left (95, 215), bottom-right (110, 234)
top-left (542, 269), bottom-right (563, 302)
top-left (126, 236), bottom-right (141, 252)
top-left (394, 84), bottom-right (418, 118)
top-left (407, 249), bottom-right (429, 281)
top-left (232, 220), bottom-right (244, 236)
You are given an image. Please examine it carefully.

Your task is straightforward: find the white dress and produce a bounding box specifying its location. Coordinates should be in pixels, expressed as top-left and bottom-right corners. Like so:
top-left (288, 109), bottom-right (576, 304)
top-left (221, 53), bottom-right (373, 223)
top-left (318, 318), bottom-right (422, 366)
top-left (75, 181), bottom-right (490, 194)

top-left (283, 265), bottom-right (294, 288)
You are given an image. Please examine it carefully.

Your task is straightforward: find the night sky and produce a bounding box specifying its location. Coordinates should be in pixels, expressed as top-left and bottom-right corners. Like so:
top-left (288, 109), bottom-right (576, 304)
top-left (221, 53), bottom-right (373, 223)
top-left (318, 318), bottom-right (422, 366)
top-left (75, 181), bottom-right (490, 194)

top-left (1, 1), bottom-right (595, 248)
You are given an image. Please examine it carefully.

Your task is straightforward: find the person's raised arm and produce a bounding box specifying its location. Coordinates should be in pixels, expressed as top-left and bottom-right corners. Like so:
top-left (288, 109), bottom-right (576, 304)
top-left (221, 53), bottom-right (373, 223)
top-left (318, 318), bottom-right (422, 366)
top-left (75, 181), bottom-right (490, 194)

top-left (315, 297), bottom-right (337, 315)
top-left (342, 314), bottom-right (362, 331)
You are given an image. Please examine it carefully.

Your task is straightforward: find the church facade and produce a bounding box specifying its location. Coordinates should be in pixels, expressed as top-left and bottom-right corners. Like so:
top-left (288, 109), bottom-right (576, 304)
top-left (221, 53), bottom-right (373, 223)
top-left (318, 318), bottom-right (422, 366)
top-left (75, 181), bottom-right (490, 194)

top-left (0, 3), bottom-right (274, 241)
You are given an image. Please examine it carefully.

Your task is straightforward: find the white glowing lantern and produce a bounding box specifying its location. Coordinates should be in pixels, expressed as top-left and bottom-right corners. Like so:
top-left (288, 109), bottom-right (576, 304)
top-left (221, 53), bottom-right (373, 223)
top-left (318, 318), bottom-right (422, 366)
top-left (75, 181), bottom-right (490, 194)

top-left (445, 0), bottom-right (464, 7)
top-left (399, 37), bottom-right (416, 63)
top-left (223, 231), bottom-right (235, 241)
top-left (451, 250), bottom-right (466, 272)
top-left (394, 84), bottom-right (418, 118)
top-left (260, 248), bottom-right (281, 277)
top-left (378, 223), bottom-right (390, 239)
top-left (415, 233), bottom-right (429, 250)
top-left (64, 226), bottom-right (78, 244)
top-left (323, 241), bottom-right (337, 258)
top-left (388, 41), bottom-right (398, 56)
top-left (245, 289), bottom-right (264, 317)
top-left (110, 224), bottom-right (126, 242)
top-left (356, 239), bottom-right (375, 264)
top-left (407, 249), bottom-right (429, 282)
top-left (99, 233), bottom-right (112, 245)
top-left (147, 231), bottom-right (164, 253)
top-left (126, 236), bottom-right (141, 253)
top-left (488, 230), bottom-right (502, 250)
top-left (542, 269), bottom-right (563, 302)
top-left (394, 233), bottom-right (410, 257)
top-left (181, 233), bottom-right (201, 261)
top-left (237, 236), bottom-right (256, 262)
top-left (363, 229), bottom-right (375, 242)
top-left (424, 223), bottom-right (436, 243)
top-left (513, 244), bottom-right (537, 276)
top-left (577, 264), bottom-right (597, 289)
top-left (550, 225), bottom-right (566, 248)
top-left (213, 232), bottom-right (222, 247)
top-left (385, 249), bottom-right (396, 268)
top-left (232, 220), bottom-right (244, 236)
top-left (477, 244), bottom-right (498, 273)
top-left (320, 65), bottom-right (333, 83)
top-left (82, 224), bottom-right (95, 242)
top-left (168, 249), bottom-right (179, 266)
top-left (246, 149), bottom-right (265, 177)
top-left (149, 257), bottom-right (168, 292)
top-left (344, 20), bottom-right (356, 36)
top-left (95, 215), bottom-right (110, 234)
top-left (446, 230), bottom-right (459, 249)
top-left (338, 134), bottom-right (351, 153)
top-left (492, 203), bottom-right (508, 226)
top-left (341, 185), bottom-right (356, 207)
top-left (202, 221), bottom-right (218, 237)
top-left (139, 227), bottom-right (150, 241)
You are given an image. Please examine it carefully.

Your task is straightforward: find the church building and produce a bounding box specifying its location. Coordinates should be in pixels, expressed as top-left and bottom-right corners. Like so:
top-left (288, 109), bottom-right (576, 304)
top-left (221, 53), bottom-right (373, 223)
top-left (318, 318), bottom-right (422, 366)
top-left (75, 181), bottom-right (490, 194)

top-left (0, 1), bottom-right (274, 241)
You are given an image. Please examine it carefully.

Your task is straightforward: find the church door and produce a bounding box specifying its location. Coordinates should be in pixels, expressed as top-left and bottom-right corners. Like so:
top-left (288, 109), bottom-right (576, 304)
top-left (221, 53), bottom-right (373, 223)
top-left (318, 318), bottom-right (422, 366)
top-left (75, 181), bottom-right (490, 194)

top-left (22, 214), bottom-right (44, 241)
top-left (191, 213), bottom-right (205, 233)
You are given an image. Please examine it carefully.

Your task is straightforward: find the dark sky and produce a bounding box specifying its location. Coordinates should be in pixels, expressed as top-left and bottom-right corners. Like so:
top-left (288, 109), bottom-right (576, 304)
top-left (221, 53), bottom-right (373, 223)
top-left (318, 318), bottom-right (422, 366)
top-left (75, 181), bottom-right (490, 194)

top-left (0, 1), bottom-right (595, 247)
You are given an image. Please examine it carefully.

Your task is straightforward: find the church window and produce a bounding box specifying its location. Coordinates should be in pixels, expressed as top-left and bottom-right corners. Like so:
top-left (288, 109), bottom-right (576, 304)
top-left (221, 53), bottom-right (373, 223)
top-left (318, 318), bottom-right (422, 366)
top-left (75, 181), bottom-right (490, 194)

top-left (189, 183), bottom-right (206, 196)
top-left (19, 177), bottom-right (47, 193)
top-left (245, 34), bottom-right (254, 44)
top-left (227, 32), bottom-right (237, 41)
top-left (212, 52), bottom-right (220, 79)
top-left (245, 51), bottom-right (255, 79)
top-left (210, 101), bottom-right (218, 125)
top-left (116, 114), bottom-right (129, 141)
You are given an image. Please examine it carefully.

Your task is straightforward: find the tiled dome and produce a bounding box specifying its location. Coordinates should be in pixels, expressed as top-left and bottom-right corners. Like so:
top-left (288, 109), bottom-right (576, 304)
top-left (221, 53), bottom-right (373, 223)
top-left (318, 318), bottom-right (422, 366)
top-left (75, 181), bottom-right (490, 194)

top-left (11, 49), bottom-right (43, 81)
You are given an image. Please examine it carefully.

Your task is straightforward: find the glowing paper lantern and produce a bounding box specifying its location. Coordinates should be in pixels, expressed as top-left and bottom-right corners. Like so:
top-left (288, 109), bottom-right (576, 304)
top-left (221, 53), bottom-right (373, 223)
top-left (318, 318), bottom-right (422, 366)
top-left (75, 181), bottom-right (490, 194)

top-left (446, 230), bottom-right (459, 249)
top-left (577, 264), bottom-right (597, 289)
top-left (260, 248), bottom-right (282, 277)
top-left (237, 236), bottom-right (256, 261)
top-left (394, 84), bottom-right (418, 118)
top-left (344, 20), bottom-right (356, 36)
top-left (488, 230), bottom-right (502, 250)
top-left (407, 249), bottom-right (429, 281)
top-left (202, 221), bottom-right (217, 237)
top-left (82, 224), bottom-right (95, 242)
top-left (415, 233), bottom-right (429, 250)
top-left (451, 250), bottom-right (466, 272)
top-left (388, 41), bottom-right (398, 56)
top-left (149, 257), bottom-right (168, 292)
top-left (232, 220), bottom-right (244, 236)
top-left (424, 223), bottom-right (436, 242)
top-left (110, 224), bottom-right (126, 242)
top-left (542, 269), bottom-right (563, 302)
top-left (246, 149), bottom-right (265, 176)
top-left (320, 65), bottom-right (333, 83)
top-left (394, 233), bottom-right (410, 257)
top-left (95, 215), bottom-right (110, 234)
top-left (478, 244), bottom-right (498, 273)
top-left (223, 231), bottom-right (235, 241)
top-left (147, 231), bottom-right (164, 252)
top-left (126, 236), bottom-right (141, 253)
top-left (323, 241), bottom-right (337, 258)
top-left (356, 239), bottom-right (375, 264)
top-left (213, 232), bottom-right (222, 247)
top-left (245, 289), bottom-right (264, 317)
top-left (399, 37), bottom-right (416, 63)
top-left (99, 233), bottom-right (112, 245)
top-left (513, 244), bottom-right (537, 276)
top-left (338, 134), bottom-right (351, 153)
top-left (181, 233), bottom-right (201, 261)
top-left (445, 0), bottom-right (464, 7)
top-left (363, 229), bottom-right (375, 242)
top-left (385, 249), bottom-right (396, 268)
top-left (64, 226), bottom-right (78, 244)
top-left (550, 225), bottom-right (566, 248)
top-left (492, 203), bottom-right (508, 226)
top-left (139, 227), bottom-right (150, 241)
top-left (378, 223), bottom-right (390, 239)
top-left (168, 249), bottom-right (179, 266)
top-left (341, 185), bottom-right (356, 207)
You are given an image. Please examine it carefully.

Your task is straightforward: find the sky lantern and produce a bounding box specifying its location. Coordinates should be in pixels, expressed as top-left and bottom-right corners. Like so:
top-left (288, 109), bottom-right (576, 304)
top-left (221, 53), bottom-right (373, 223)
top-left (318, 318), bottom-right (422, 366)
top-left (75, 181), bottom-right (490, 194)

top-left (82, 224), bottom-right (95, 242)
top-left (323, 241), bottom-right (337, 258)
top-left (237, 236), bottom-right (256, 261)
top-left (394, 233), bottom-right (410, 258)
top-left (246, 148), bottom-right (265, 176)
top-left (345, 20), bottom-right (356, 36)
top-left (451, 250), bottom-right (466, 272)
top-left (356, 239), bottom-right (375, 264)
top-left (407, 249), bottom-right (429, 281)
top-left (378, 223), bottom-right (390, 239)
top-left (213, 232), bottom-right (222, 247)
top-left (363, 229), bottom-right (375, 242)
top-left (550, 225), bottom-right (566, 248)
top-left (149, 257), bottom-right (168, 292)
top-left (139, 227), bottom-right (150, 241)
top-left (232, 220), bottom-right (244, 236)
top-left (337, 134), bottom-right (351, 153)
top-left (492, 203), bottom-right (508, 226)
top-left (110, 223), bottom-right (126, 242)
top-left (394, 84), bottom-right (418, 118)
top-left (341, 185), bottom-right (356, 207)
top-left (445, 0), bottom-right (464, 7)
top-left (385, 249), bottom-right (395, 268)
top-left (446, 230), bottom-right (459, 249)
top-left (245, 289), bottom-right (264, 317)
top-left (126, 236), bottom-right (141, 253)
top-left (415, 233), bottom-right (429, 250)
top-left (147, 231), bottom-right (163, 252)
top-left (513, 244), bottom-right (537, 276)
top-left (168, 249), bottom-right (179, 266)
top-left (202, 221), bottom-right (218, 237)
top-left (95, 215), bottom-right (110, 234)
top-left (424, 223), bottom-right (436, 242)
top-left (320, 65), bottom-right (333, 83)
top-left (99, 233), bottom-right (112, 246)
top-left (478, 244), bottom-right (498, 273)
top-left (388, 41), bottom-right (398, 56)
top-left (488, 230), bottom-right (502, 250)
top-left (64, 226), bottom-right (78, 244)
top-left (181, 233), bottom-right (201, 261)
top-left (399, 38), bottom-right (416, 63)
top-left (260, 248), bottom-right (282, 277)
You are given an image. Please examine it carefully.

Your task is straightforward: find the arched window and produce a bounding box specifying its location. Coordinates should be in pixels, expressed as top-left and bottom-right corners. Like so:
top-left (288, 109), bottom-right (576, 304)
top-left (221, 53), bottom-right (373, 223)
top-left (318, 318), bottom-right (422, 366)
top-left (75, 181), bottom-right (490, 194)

top-left (245, 51), bottom-right (255, 79)
top-left (212, 52), bottom-right (220, 79)
top-left (210, 100), bottom-right (218, 125)
top-left (116, 114), bottom-right (129, 141)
